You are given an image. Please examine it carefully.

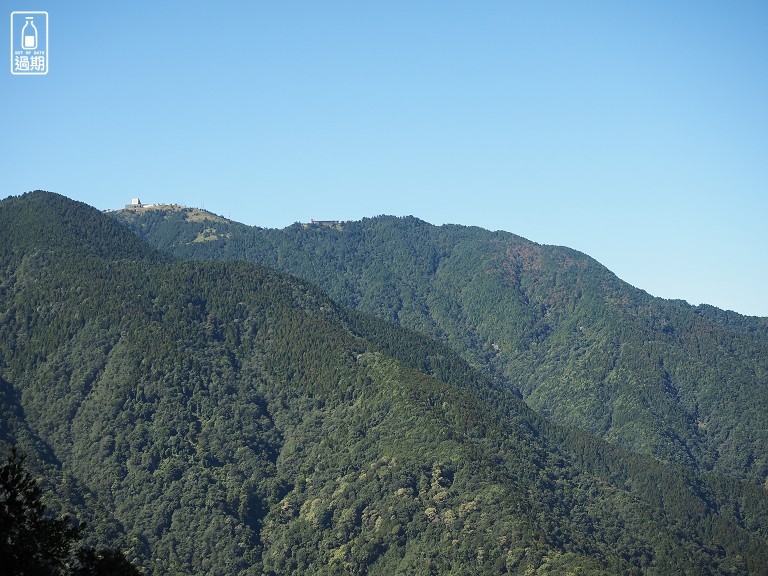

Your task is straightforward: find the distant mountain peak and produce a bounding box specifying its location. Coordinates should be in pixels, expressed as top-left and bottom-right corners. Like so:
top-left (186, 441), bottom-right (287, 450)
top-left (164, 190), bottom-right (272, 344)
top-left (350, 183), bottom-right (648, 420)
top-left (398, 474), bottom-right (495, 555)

top-left (109, 202), bottom-right (229, 224)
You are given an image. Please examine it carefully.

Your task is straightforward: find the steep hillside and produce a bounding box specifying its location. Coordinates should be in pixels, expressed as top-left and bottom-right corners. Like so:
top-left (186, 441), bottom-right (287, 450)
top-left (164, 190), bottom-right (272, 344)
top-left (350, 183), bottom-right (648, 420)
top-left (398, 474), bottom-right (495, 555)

top-left (0, 191), bottom-right (766, 574)
top-left (112, 207), bottom-right (768, 485)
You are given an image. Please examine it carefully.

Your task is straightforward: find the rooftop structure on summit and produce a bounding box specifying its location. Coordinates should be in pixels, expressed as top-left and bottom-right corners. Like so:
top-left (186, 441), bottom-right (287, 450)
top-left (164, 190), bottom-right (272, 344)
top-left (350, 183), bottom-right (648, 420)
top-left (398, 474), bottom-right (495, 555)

top-left (305, 219), bottom-right (348, 228)
top-left (114, 198), bottom-right (168, 211)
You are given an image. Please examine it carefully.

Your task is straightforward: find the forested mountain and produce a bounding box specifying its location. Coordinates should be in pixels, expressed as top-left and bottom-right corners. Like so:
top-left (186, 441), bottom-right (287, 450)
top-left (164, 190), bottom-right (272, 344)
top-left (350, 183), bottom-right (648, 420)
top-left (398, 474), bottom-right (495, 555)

top-left (113, 204), bottom-right (768, 487)
top-left (1, 192), bottom-right (767, 575)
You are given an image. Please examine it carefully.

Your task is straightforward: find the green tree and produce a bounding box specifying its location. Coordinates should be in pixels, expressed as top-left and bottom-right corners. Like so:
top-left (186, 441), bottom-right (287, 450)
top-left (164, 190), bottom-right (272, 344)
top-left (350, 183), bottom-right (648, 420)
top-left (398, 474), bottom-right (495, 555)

top-left (0, 448), bottom-right (140, 576)
top-left (0, 448), bottom-right (82, 575)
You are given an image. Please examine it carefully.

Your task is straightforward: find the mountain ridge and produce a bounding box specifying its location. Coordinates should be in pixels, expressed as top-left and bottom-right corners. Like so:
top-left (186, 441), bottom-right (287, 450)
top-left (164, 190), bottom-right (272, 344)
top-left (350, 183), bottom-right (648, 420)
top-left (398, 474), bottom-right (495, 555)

top-left (110, 202), bottom-right (768, 485)
top-left (111, 203), bottom-right (766, 318)
top-left (0, 191), bottom-right (766, 573)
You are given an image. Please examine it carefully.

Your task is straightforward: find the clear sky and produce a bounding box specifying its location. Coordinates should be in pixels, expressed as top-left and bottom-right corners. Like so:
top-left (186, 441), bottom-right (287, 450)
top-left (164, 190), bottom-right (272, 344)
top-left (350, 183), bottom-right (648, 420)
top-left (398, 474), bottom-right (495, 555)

top-left (2, 1), bottom-right (767, 316)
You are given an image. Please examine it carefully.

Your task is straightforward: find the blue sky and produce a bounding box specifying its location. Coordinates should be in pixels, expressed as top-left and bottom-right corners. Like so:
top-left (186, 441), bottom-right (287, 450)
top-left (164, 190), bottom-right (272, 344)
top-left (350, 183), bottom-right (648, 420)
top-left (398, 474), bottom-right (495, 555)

top-left (2, 1), bottom-right (767, 316)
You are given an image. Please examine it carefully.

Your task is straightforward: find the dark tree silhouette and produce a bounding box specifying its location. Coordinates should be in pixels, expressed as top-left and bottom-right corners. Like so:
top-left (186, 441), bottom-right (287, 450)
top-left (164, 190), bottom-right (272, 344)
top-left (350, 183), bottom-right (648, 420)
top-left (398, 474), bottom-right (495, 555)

top-left (72, 547), bottom-right (141, 576)
top-left (0, 448), bottom-right (82, 575)
top-left (0, 448), bottom-right (139, 576)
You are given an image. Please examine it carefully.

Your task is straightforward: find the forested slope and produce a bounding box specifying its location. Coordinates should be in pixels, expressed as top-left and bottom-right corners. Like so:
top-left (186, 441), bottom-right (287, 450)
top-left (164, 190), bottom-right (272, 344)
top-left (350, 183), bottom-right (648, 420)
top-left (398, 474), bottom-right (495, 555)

top-left (0, 192), bottom-right (766, 574)
top-left (113, 206), bottom-right (768, 486)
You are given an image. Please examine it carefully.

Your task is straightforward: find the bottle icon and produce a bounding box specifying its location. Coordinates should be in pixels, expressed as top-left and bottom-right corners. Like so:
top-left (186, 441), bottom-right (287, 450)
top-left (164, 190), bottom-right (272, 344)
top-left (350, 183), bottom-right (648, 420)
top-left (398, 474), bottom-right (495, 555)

top-left (21, 17), bottom-right (38, 50)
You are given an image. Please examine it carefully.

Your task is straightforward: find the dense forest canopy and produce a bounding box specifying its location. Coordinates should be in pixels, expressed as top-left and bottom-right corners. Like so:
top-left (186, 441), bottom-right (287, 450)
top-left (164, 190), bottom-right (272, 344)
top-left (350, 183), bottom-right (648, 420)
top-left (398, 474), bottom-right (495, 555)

top-left (113, 202), bottom-right (768, 485)
top-left (0, 191), bottom-right (765, 574)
